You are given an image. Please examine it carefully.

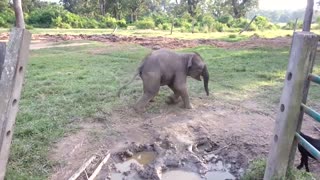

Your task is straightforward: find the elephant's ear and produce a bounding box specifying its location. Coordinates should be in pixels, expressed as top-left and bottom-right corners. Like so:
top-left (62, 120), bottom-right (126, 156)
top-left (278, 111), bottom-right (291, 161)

top-left (187, 54), bottom-right (194, 69)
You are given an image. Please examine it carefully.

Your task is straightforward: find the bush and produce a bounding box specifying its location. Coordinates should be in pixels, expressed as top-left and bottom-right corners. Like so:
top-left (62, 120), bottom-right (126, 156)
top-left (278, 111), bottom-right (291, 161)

top-left (282, 20), bottom-right (303, 30)
top-left (162, 23), bottom-right (170, 30)
top-left (229, 34), bottom-right (237, 38)
top-left (136, 18), bottom-right (155, 29)
top-left (218, 15), bottom-right (233, 27)
top-left (213, 22), bottom-right (227, 32)
top-left (200, 25), bottom-right (209, 33)
top-left (117, 19), bottom-right (127, 28)
top-left (28, 5), bottom-right (65, 28)
top-left (242, 159), bottom-right (315, 180)
top-left (152, 13), bottom-right (170, 26)
top-left (248, 23), bottom-right (258, 31)
top-left (202, 15), bottom-right (215, 31)
top-left (0, 8), bottom-right (15, 28)
top-left (181, 21), bottom-right (192, 31)
top-left (0, 17), bottom-right (6, 27)
top-left (103, 16), bottom-right (117, 28)
top-left (230, 18), bottom-right (249, 29)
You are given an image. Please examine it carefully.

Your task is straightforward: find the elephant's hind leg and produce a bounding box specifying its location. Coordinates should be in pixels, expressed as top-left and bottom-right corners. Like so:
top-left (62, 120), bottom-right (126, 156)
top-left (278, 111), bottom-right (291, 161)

top-left (134, 73), bottom-right (160, 112)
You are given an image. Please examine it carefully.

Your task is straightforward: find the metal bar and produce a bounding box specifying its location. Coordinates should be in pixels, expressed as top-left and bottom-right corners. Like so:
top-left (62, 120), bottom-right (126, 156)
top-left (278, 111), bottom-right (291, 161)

top-left (301, 103), bottom-right (320, 123)
top-left (295, 132), bottom-right (320, 161)
top-left (308, 74), bottom-right (320, 84)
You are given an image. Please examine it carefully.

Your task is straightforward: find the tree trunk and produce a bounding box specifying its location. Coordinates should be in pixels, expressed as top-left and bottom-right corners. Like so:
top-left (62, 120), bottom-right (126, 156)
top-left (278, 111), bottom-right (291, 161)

top-left (170, 18), bottom-right (174, 35)
top-left (13, 0), bottom-right (25, 28)
top-left (134, 13), bottom-right (138, 22)
top-left (99, 0), bottom-right (105, 16)
top-left (130, 14), bottom-right (134, 23)
top-left (231, 0), bottom-right (240, 18)
top-left (303, 0), bottom-right (314, 32)
top-left (191, 18), bottom-right (195, 34)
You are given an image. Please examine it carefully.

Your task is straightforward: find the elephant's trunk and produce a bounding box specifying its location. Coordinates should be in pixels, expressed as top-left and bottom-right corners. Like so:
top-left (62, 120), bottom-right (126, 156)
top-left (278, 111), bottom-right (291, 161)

top-left (202, 65), bottom-right (209, 96)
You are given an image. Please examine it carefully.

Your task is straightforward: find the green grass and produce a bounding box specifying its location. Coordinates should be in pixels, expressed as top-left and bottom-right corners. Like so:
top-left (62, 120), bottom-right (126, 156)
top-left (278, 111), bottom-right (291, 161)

top-left (5, 41), bottom-right (320, 179)
top-left (242, 159), bottom-right (315, 180)
top-left (1, 28), bottom-right (320, 42)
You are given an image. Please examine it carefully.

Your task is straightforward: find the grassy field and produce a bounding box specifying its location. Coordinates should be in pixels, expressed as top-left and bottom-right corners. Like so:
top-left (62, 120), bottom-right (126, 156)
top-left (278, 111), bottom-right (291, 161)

top-left (1, 28), bottom-right (320, 42)
top-left (4, 40), bottom-right (320, 179)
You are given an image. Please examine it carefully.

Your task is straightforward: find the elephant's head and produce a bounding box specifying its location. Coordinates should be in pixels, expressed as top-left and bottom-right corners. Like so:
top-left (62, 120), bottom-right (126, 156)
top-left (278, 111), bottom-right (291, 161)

top-left (186, 52), bottom-right (209, 96)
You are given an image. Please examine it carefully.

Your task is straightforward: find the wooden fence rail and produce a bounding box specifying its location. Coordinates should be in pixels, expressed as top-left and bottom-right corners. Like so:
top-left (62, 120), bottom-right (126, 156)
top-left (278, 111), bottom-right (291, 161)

top-left (0, 28), bottom-right (31, 180)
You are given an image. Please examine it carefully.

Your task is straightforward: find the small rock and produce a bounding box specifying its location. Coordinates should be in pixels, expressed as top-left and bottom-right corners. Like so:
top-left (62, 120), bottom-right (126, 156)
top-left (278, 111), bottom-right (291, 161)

top-left (124, 150), bottom-right (133, 157)
top-left (203, 153), bottom-right (218, 162)
top-left (164, 157), bottom-right (180, 168)
top-left (123, 171), bottom-right (130, 176)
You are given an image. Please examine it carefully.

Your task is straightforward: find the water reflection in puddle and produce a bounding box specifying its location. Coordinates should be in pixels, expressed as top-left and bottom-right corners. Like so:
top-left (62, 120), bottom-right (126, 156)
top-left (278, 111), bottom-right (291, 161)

top-left (162, 170), bottom-right (202, 180)
top-left (110, 151), bottom-right (157, 180)
top-left (162, 161), bottom-right (235, 180)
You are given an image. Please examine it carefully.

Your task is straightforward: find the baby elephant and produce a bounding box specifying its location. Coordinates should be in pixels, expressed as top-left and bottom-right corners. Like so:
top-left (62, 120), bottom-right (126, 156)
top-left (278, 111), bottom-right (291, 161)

top-left (297, 132), bottom-right (320, 172)
top-left (117, 49), bottom-right (209, 112)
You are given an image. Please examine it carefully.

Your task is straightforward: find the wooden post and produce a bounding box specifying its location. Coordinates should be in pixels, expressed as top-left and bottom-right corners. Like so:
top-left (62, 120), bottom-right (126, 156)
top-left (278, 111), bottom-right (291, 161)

top-left (263, 32), bottom-right (319, 180)
top-left (0, 43), bottom-right (6, 80)
top-left (0, 28), bottom-right (31, 180)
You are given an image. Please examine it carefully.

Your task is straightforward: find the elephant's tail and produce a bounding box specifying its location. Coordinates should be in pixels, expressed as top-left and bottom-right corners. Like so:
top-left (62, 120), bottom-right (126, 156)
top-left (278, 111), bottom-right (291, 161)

top-left (117, 68), bottom-right (141, 97)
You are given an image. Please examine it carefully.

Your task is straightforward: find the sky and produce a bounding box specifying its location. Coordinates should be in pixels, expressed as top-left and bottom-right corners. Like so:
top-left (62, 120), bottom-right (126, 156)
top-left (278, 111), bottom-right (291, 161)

top-left (43, 0), bottom-right (310, 11)
top-left (259, 0), bottom-right (307, 10)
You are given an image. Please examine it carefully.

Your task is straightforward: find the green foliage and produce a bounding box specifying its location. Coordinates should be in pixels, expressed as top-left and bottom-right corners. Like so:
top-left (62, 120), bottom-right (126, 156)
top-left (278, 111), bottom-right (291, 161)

top-left (162, 23), bottom-right (170, 30)
top-left (117, 19), bottom-right (127, 28)
top-left (28, 5), bottom-right (65, 28)
top-left (242, 159), bottom-right (315, 180)
top-left (218, 15), bottom-right (234, 27)
top-left (100, 15), bottom-right (117, 28)
top-left (253, 16), bottom-right (269, 30)
top-left (152, 13), bottom-right (170, 26)
top-left (282, 20), bottom-right (303, 30)
top-left (0, 7), bottom-right (15, 28)
top-left (213, 21), bottom-right (228, 32)
top-left (135, 18), bottom-right (155, 29)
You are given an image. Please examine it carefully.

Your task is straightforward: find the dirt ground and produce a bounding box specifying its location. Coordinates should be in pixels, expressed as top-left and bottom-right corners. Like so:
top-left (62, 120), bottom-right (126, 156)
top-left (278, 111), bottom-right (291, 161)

top-left (2, 32), bottom-right (318, 179)
top-left (48, 95), bottom-right (320, 180)
top-left (0, 32), bottom-right (291, 50)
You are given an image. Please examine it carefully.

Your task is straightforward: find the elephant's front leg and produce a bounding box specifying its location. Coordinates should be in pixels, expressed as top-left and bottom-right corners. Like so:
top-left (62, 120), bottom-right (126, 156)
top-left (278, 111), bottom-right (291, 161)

top-left (166, 85), bottom-right (181, 104)
top-left (175, 84), bottom-right (192, 109)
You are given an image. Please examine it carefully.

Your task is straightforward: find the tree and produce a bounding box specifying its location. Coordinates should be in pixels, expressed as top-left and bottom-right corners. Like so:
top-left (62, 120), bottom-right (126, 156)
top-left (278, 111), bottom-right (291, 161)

top-left (0, 0), bottom-right (9, 12)
top-left (207, 0), bottom-right (229, 18)
top-left (228, 0), bottom-right (258, 18)
top-left (13, 0), bottom-right (25, 28)
top-left (99, 0), bottom-right (108, 16)
top-left (126, 0), bottom-right (146, 22)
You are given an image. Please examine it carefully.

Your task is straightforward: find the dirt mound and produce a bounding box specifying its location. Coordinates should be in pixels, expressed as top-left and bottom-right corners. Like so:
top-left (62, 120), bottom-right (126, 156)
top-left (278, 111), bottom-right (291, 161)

top-left (0, 32), bottom-right (291, 49)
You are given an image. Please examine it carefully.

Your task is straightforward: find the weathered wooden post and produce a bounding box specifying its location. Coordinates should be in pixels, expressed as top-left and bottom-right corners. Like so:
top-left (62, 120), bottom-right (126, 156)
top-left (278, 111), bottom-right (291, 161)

top-left (0, 28), bottom-right (31, 180)
top-left (263, 31), bottom-right (319, 180)
top-left (0, 43), bottom-right (6, 79)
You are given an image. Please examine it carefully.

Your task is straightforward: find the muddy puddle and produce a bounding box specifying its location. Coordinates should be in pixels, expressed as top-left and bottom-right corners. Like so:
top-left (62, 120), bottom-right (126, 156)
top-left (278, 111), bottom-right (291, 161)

top-left (162, 160), bottom-right (235, 180)
top-left (110, 151), bottom-right (157, 180)
top-left (106, 138), bottom-right (244, 180)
